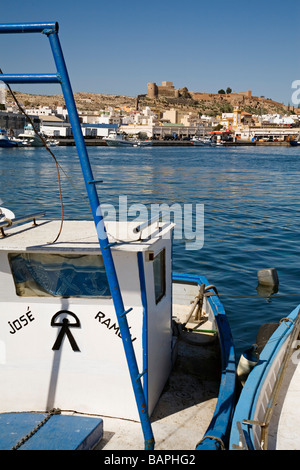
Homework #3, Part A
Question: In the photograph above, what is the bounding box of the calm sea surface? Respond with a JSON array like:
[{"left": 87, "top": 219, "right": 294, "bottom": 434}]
[{"left": 1, "top": 144, "right": 300, "bottom": 357}]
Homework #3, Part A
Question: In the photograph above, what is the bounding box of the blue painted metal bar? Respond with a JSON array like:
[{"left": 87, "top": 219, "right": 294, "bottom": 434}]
[
  {"left": 33, "top": 22, "right": 154, "bottom": 449},
  {"left": 0, "top": 74, "right": 60, "bottom": 84},
  {"left": 0, "top": 22, "right": 58, "bottom": 34},
  {"left": 120, "top": 308, "right": 133, "bottom": 318},
  {"left": 0, "top": 21, "right": 155, "bottom": 450}
]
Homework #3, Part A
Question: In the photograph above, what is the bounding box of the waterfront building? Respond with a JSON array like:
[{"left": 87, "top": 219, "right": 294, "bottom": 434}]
[
  {"left": 39, "top": 119, "right": 72, "bottom": 137},
  {"left": 39, "top": 119, "right": 117, "bottom": 139},
  {"left": 0, "top": 110, "right": 26, "bottom": 136},
  {"left": 235, "top": 125, "right": 299, "bottom": 142},
  {"left": 24, "top": 105, "right": 56, "bottom": 116},
  {"left": 0, "top": 85, "right": 6, "bottom": 107}
]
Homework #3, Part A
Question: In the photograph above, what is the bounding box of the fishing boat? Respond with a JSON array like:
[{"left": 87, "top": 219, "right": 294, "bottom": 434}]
[
  {"left": 18, "top": 124, "right": 44, "bottom": 147},
  {"left": 0, "top": 22, "right": 236, "bottom": 451},
  {"left": 104, "top": 130, "right": 134, "bottom": 147},
  {"left": 105, "top": 131, "right": 152, "bottom": 148},
  {"left": 46, "top": 138, "right": 60, "bottom": 146},
  {"left": 230, "top": 305, "right": 300, "bottom": 450},
  {"left": 133, "top": 139, "right": 153, "bottom": 147},
  {"left": 0, "top": 128, "right": 19, "bottom": 147},
  {"left": 191, "top": 136, "right": 212, "bottom": 146},
  {"left": 290, "top": 134, "right": 300, "bottom": 146}
]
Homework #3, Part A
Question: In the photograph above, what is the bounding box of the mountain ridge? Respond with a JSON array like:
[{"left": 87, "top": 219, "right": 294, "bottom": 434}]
[{"left": 5, "top": 89, "right": 292, "bottom": 117}]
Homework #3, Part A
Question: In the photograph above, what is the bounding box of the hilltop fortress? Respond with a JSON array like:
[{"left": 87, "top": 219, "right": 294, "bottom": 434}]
[{"left": 147, "top": 80, "right": 252, "bottom": 102}]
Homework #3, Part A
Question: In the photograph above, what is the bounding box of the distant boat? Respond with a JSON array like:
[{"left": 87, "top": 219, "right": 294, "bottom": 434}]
[
  {"left": 191, "top": 136, "right": 212, "bottom": 146},
  {"left": 18, "top": 125, "right": 44, "bottom": 147},
  {"left": 0, "top": 129, "right": 18, "bottom": 147},
  {"left": 104, "top": 131, "right": 136, "bottom": 147},
  {"left": 132, "top": 139, "right": 153, "bottom": 147},
  {"left": 104, "top": 131, "right": 152, "bottom": 147},
  {"left": 290, "top": 133, "right": 300, "bottom": 146},
  {"left": 46, "top": 138, "right": 59, "bottom": 147}
]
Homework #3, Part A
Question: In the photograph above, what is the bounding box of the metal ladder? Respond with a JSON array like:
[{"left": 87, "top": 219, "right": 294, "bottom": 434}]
[{"left": 0, "top": 21, "right": 154, "bottom": 450}]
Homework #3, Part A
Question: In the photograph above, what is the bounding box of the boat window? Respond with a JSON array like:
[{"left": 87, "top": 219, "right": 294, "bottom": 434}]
[
  {"left": 153, "top": 249, "right": 166, "bottom": 304},
  {"left": 8, "top": 252, "right": 111, "bottom": 298}
]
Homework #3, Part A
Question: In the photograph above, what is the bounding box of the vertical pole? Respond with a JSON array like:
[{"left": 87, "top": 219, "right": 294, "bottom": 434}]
[{"left": 46, "top": 29, "right": 154, "bottom": 450}]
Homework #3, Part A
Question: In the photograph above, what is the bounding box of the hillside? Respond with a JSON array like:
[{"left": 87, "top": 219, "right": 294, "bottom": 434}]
[
  {"left": 5, "top": 91, "right": 137, "bottom": 112},
  {"left": 140, "top": 90, "right": 290, "bottom": 116},
  {"left": 5, "top": 89, "right": 291, "bottom": 117}
]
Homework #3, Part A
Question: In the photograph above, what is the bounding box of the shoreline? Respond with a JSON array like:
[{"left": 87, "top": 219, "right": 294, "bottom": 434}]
[{"left": 54, "top": 138, "right": 292, "bottom": 147}]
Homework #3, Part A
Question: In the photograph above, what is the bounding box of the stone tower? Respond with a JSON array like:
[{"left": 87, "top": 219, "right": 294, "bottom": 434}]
[{"left": 147, "top": 83, "right": 158, "bottom": 99}]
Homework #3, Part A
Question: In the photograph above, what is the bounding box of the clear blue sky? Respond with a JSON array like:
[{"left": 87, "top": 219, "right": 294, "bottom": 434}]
[{"left": 0, "top": 0, "right": 299, "bottom": 105}]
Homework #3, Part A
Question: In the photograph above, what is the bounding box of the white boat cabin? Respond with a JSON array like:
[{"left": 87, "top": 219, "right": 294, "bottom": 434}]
[{"left": 0, "top": 216, "right": 174, "bottom": 421}]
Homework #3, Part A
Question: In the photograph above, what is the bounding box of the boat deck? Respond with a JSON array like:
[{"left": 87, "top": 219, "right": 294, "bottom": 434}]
[
  {"left": 0, "top": 219, "right": 173, "bottom": 253},
  {"left": 268, "top": 357, "right": 300, "bottom": 450},
  {"left": 95, "top": 324, "right": 221, "bottom": 450}
]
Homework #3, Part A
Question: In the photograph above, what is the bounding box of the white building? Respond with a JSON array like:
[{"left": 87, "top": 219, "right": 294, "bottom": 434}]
[
  {"left": 40, "top": 118, "right": 118, "bottom": 139},
  {"left": 81, "top": 124, "right": 118, "bottom": 138},
  {"left": 0, "top": 85, "right": 6, "bottom": 106},
  {"left": 40, "top": 118, "right": 72, "bottom": 137},
  {"left": 25, "top": 106, "right": 56, "bottom": 116},
  {"left": 254, "top": 113, "right": 299, "bottom": 126},
  {"left": 56, "top": 106, "right": 69, "bottom": 121}
]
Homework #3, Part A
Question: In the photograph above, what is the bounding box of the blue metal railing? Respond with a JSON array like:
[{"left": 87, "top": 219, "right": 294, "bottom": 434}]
[
  {"left": 0, "top": 74, "right": 60, "bottom": 84},
  {"left": 0, "top": 21, "right": 154, "bottom": 450}
]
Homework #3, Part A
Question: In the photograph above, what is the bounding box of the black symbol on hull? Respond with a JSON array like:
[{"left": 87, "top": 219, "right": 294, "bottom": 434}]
[{"left": 51, "top": 310, "right": 80, "bottom": 351}]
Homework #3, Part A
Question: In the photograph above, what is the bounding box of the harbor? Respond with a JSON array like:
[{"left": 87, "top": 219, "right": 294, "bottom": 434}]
[
  {"left": 4, "top": 136, "right": 292, "bottom": 147},
  {"left": 1, "top": 80, "right": 299, "bottom": 149},
  {"left": 0, "top": 22, "right": 237, "bottom": 452},
  {"left": 1, "top": 143, "right": 300, "bottom": 359},
  {"left": 2, "top": 141, "right": 300, "bottom": 451},
  {"left": 0, "top": 19, "right": 300, "bottom": 453}
]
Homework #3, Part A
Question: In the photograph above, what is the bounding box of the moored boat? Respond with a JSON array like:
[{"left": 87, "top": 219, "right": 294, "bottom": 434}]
[
  {"left": 230, "top": 305, "right": 300, "bottom": 450},
  {"left": 104, "top": 131, "right": 152, "bottom": 147},
  {"left": 104, "top": 130, "right": 134, "bottom": 147},
  {"left": 133, "top": 139, "right": 153, "bottom": 147},
  {"left": 0, "top": 21, "right": 236, "bottom": 451},
  {"left": 0, "top": 128, "right": 19, "bottom": 147},
  {"left": 290, "top": 133, "right": 300, "bottom": 146},
  {"left": 18, "top": 124, "right": 44, "bottom": 147},
  {"left": 191, "top": 136, "right": 212, "bottom": 146}
]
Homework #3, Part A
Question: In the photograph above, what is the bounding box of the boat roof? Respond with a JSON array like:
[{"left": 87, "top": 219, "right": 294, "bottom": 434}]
[{"left": 0, "top": 219, "right": 174, "bottom": 254}]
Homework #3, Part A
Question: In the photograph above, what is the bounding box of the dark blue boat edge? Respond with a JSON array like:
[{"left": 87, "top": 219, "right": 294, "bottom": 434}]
[
  {"left": 172, "top": 272, "right": 236, "bottom": 450},
  {"left": 229, "top": 304, "right": 300, "bottom": 450}
]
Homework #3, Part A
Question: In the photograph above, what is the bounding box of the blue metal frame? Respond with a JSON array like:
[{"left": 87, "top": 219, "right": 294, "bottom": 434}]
[
  {"left": 137, "top": 252, "right": 149, "bottom": 407},
  {"left": 229, "top": 304, "right": 300, "bottom": 450},
  {"left": 172, "top": 272, "right": 236, "bottom": 450},
  {"left": 0, "top": 21, "right": 154, "bottom": 450}
]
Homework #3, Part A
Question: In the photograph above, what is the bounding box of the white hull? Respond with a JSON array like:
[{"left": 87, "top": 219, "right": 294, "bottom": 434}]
[
  {"left": 19, "top": 136, "right": 44, "bottom": 147},
  {"left": 0, "top": 217, "right": 236, "bottom": 449}
]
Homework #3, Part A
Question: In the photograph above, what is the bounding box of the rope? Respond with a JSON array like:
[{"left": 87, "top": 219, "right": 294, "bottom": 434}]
[
  {"left": 0, "top": 71, "right": 64, "bottom": 243},
  {"left": 197, "top": 435, "right": 226, "bottom": 450}
]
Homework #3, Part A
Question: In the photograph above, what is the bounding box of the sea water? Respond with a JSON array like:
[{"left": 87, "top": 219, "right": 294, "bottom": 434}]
[{"left": 1, "top": 144, "right": 300, "bottom": 357}]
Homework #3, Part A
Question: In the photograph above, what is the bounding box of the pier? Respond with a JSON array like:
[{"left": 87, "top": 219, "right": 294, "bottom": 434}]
[{"left": 52, "top": 138, "right": 292, "bottom": 147}]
